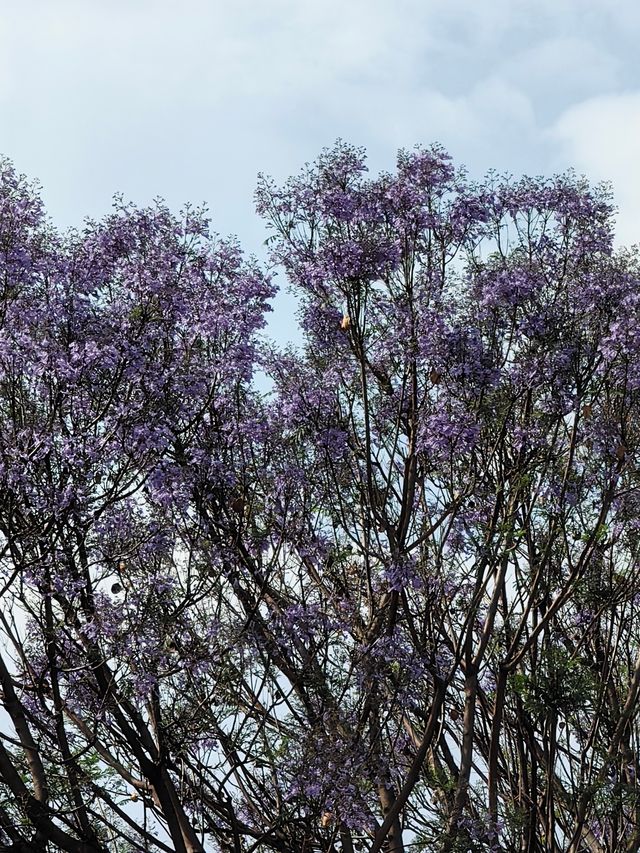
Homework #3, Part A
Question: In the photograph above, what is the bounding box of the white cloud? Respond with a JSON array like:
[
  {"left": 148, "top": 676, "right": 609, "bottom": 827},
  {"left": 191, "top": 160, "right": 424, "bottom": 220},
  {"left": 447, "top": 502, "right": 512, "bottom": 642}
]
[
  {"left": 0, "top": 0, "right": 636, "bottom": 255},
  {"left": 500, "top": 36, "right": 619, "bottom": 101},
  {"left": 552, "top": 92, "right": 640, "bottom": 247}
]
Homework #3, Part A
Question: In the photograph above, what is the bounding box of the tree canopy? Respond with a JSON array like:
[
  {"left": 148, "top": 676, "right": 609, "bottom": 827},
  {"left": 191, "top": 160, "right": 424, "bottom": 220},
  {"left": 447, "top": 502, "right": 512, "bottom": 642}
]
[{"left": 0, "top": 144, "right": 638, "bottom": 852}]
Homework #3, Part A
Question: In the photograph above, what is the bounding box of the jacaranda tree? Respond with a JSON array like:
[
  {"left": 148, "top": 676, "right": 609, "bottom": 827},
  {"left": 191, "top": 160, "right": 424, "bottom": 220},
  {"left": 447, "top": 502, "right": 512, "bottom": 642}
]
[{"left": 0, "top": 143, "right": 639, "bottom": 852}]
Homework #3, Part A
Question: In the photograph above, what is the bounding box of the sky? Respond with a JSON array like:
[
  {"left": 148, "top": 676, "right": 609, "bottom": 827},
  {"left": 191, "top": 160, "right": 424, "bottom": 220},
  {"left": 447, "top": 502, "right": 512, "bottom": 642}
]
[{"left": 1, "top": 0, "right": 639, "bottom": 332}]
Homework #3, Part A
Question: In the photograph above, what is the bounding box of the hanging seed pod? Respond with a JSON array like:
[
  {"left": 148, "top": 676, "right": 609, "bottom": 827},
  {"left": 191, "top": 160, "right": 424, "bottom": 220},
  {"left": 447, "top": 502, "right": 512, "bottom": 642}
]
[{"left": 230, "top": 494, "right": 245, "bottom": 515}]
